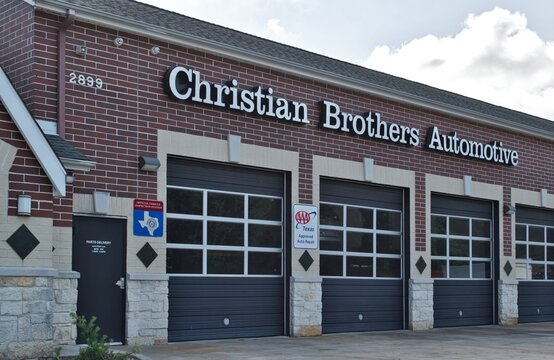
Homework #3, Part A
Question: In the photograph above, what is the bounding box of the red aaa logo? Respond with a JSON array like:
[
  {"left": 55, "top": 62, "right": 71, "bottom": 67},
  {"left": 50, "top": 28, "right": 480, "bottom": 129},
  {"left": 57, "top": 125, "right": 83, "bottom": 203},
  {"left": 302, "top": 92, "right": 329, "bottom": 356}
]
[{"left": 295, "top": 211, "right": 317, "bottom": 228}]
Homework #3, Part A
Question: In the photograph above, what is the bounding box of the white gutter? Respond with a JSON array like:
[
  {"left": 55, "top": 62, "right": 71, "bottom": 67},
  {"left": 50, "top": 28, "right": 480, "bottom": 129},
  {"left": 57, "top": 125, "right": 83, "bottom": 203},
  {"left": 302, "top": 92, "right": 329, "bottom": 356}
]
[
  {"left": 0, "top": 66, "right": 67, "bottom": 197},
  {"left": 35, "top": 0, "right": 553, "bottom": 142},
  {"left": 60, "top": 157, "right": 95, "bottom": 172}
]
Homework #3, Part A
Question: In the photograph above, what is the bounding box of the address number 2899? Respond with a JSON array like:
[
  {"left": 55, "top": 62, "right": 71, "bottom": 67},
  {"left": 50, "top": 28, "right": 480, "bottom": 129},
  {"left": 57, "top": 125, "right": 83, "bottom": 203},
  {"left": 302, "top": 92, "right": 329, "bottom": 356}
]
[{"left": 69, "top": 72, "right": 103, "bottom": 89}]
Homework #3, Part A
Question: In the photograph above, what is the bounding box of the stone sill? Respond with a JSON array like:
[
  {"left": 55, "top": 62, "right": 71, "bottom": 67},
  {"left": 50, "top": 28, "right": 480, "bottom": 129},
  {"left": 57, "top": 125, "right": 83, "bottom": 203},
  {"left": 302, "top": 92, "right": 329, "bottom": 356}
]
[{"left": 127, "top": 273, "right": 169, "bottom": 281}]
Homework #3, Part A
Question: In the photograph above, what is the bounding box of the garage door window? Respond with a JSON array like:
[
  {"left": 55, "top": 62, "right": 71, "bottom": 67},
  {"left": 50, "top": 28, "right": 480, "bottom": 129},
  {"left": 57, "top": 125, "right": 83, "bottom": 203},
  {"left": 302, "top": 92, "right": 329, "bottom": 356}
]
[
  {"left": 515, "top": 223, "right": 554, "bottom": 280},
  {"left": 430, "top": 215, "right": 491, "bottom": 278},
  {"left": 166, "top": 186, "right": 283, "bottom": 276},
  {"left": 319, "top": 202, "right": 402, "bottom": 278}
]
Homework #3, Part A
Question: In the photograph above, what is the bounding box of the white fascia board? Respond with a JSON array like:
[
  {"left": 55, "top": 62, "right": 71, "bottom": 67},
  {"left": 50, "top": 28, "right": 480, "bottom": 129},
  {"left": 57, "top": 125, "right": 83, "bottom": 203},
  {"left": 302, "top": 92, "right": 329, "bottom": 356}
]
[
  {"left": 0, "top": 67, "right": 67, "bottom": 197},
  {"left": 36, "top": 1, "right": 553, "bottom": 142},
  {"left": 60, "top": 157, "right": 95, "bottom": 172}
]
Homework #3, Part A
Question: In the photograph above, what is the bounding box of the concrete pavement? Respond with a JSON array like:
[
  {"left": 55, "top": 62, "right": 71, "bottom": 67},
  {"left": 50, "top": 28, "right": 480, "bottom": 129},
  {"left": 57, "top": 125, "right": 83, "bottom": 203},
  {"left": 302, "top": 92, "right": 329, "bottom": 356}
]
[{"left": 111, "top": 322, "right": 554, "bottom": 360}]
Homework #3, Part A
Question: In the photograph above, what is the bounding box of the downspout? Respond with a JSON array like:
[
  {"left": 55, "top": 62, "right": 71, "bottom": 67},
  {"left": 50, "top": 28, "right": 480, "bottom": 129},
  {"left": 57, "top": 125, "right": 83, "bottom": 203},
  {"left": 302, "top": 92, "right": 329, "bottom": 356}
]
[{"left": 58, "top": 9, "right": 75, "bottom": 138}]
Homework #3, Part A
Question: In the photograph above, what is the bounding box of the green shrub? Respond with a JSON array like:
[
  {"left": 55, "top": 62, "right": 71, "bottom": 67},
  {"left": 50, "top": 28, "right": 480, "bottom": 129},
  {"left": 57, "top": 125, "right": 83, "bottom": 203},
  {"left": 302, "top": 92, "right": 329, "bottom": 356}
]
[{"left": 70, "top": 312, "right": 137, "bottom": 360}]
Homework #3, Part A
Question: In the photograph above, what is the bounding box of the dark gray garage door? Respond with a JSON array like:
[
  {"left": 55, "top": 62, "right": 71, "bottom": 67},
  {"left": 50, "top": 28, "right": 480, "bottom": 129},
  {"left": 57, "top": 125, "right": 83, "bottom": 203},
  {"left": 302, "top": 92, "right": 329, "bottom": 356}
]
[
  {"left": 431, "top": 195, "right": 496, "bottom": 327},
  {"left": 515, "top": 206, "right": 554, "bottom": 323},
  {"left": 166, "top": 158, "right": 286, "bottom": 341},
  {"left": 320, "top": 179, "right": 405, "bottom": 333}
]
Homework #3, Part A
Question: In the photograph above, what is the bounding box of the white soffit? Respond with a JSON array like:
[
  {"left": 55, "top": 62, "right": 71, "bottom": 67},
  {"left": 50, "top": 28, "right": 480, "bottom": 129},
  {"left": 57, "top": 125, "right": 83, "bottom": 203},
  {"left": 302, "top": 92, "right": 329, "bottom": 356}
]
[{"left": 0, "top": 67, "right": 67, "bottom": 197}]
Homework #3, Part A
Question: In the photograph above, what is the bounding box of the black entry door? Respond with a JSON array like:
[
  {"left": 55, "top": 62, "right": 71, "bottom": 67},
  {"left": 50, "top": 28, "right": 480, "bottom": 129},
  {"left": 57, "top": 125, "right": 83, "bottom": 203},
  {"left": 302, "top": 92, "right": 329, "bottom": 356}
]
[{"left": 73, "top": 216, "right": 126, "bottom": 343}]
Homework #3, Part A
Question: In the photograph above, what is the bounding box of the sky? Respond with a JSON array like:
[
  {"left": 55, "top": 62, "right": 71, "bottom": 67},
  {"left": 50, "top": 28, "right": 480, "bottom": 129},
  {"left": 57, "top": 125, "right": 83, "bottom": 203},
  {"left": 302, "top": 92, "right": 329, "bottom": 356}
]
[{"left": 138, "top": 0, "right": 554, "bottom": 121}]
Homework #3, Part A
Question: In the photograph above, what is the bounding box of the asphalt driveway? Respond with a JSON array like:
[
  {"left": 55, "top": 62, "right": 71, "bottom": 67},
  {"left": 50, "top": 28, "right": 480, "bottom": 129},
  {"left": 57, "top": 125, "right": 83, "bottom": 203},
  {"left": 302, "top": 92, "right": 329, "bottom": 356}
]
[{"left": 120, "top": 323, "right": 554, "bottom": 360}]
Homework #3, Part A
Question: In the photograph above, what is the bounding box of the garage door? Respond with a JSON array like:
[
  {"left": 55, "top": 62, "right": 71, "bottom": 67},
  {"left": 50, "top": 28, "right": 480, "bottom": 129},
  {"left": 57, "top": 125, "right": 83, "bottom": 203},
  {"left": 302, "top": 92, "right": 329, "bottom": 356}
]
[
  {"left": 515, "top": 207, "right": 554, "bottom": 323},
  {"left": 166, "top": 158, "right": 286, "bottom": 341},
  {"left": 319, "top": 179, "right": 405, "bottom": 333},
  {"left": 431, "top": 195, "right": 496, "bottom": 327}
]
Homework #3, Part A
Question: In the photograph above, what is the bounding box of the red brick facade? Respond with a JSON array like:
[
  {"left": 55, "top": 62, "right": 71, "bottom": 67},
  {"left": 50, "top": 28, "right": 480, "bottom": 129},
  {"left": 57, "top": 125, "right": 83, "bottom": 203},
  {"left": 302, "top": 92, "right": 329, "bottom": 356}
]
[{"left": 1, "top": 7, "right": 553, "bottom": 258}]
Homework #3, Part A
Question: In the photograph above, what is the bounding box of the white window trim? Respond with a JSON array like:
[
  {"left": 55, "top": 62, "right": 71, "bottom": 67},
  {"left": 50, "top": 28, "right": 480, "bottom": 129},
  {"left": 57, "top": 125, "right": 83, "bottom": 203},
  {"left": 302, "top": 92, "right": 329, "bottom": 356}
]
[
  {"left": 515, "top": 223, "right": 554, "bottom": 281},
  {"left": 430, "top": 214, "right": 493, "bottom": 279},
  {"left": 167, "top": 186, "right": 284, "bottom": 277},
  {"left": 320, "top": 201, "right": 403, "bottom": 280}
]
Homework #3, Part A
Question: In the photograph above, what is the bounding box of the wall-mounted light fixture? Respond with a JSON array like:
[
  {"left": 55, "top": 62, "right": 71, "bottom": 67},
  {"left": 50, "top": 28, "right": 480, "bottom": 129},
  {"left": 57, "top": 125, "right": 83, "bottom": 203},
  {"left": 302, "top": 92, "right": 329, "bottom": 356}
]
[
  {"left": 74, "top": 45, "right": 87, "bottom": 56},
  {"left": 150, "top": 46, "right": 161, "bottom": 55},
  {"left": 17, "top": 195, "right": 32, "bottom": 216},
  {"left": 93, "top": 191, "right": 110, "bottom": 214},
  {"left": 114, "top": 37, "right": 124, "bottom": 47},
  {"left": 138, "top": 156, "right": 161, "bottom": 172},
  {"left": 503, "top": 204, "right": 516, "bottom": 215}
]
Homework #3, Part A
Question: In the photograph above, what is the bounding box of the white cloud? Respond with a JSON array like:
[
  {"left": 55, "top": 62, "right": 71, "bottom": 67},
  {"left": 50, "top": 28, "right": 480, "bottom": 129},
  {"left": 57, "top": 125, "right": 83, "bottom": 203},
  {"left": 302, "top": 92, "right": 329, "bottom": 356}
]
[
  {"left": 267, "top": 18, "right": 285, "bottom": 35},
  {"left": 264, "top": 18, "right": 303, "bottom": 47},
  {"left": 361, "top": 7, "right": 554, "bottom": 121}
]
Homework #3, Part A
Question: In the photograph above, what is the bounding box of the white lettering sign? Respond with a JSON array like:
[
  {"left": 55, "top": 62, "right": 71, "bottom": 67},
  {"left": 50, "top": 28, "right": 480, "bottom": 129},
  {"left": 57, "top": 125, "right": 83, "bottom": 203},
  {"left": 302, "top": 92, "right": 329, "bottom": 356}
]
[
  {"left": 321, "top": 100, "right": 420, "bottom": 146},
  {"left": 164, "top": 66, "right": 309, "bottom": 124},
  {"left": 425, "top": 126, "right": 519, "bottom": 166}
]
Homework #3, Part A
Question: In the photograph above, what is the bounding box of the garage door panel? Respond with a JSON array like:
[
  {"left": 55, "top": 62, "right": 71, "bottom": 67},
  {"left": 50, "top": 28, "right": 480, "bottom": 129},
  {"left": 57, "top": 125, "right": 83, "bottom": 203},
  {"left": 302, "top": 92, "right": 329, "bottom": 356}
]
[
  {"left": 434, "top": 314, "right": 493, "bottom": 327},
  {"left": 170, "top": 282, "right": 283, "bottom": 298},
  {"left": 170, "top": 300, "right": 284, "bottom": 317},
  {"left": 433, "top": 296, "right": 493, "bottom": 308},
  {"left": 323, "top": 284, "right": 404, "bottom": 297},
  {"left": 169, "top": 313, "right": 284, "bottom": 330},
  {"left": 167, "top": 159, "right": 286, "bottom": 342},
  {"left": 433, "top": 284, "right": 492, "bottom": 296},
  {"left": 168, "top": 157, "right": 283, "bottom": 196},
  {"left": 322, "top": 278, "right": 403, "bottom": 333},
  {"left": 323, "top": 318, "right": 402, "bottom": 333},
  {"left": 169, "top": 325, "right": 284, "bottom": 342},
  {"left": 168, "top": 277, "right": 283, "bottom": 341},
  {"left": 431, "top": 195, "right": 495, "bottom": 328},
  {"left": 434, "top": 280, "right": 492, "bottom": 327},
  {"left": 516, "top": 207, "right": 554, "bottom": 323},
  {"left": 323, "top": 310, "right": 403, "bottom": 323},
  {"left": 518, "top": 282, "right": 554, "bottom": 323},
  {"left": 323, "top": 300, "right": 403, "bottom": 313},
  {"left": 320, "top": 178, "right": 402, "bottom": 210},
  {"left": 320, "top": 180, "right": 405, "bottom": 334}
]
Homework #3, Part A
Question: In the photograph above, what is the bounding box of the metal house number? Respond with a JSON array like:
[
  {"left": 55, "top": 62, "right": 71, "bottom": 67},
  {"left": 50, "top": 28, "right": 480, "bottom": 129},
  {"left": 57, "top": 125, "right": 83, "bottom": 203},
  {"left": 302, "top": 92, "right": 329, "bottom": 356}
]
[{"left": 68, "top": 72, "right": 103, "bottom": 89}]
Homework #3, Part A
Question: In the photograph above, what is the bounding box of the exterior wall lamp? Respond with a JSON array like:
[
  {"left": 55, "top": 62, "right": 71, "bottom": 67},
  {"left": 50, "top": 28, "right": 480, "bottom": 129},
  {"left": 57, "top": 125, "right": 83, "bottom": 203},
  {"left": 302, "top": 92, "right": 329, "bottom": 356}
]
[
  {"left": 93, "top": 191, "right": 110, "bottom": 214},
  {"left": 138, "top": 156, "right": 161, "bottom": 172},
  {"left": 17, "top": 195, "right": 32, "bottom": 216},
  {"left": 503, "top": 204, "right": 516, "bottom": 215}
]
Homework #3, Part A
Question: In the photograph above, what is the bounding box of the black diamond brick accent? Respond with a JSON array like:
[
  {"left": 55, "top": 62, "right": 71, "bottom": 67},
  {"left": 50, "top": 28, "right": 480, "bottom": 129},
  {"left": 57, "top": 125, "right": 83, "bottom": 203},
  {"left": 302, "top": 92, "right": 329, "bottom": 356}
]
[
  {"left": 137, "top": 242, "right": 158, "bottom": 268},
  {"left": 415, "top": 256, "right": 427, "bottom": 274},
  {"left": 299, "top": 250, "right": 314, "bottom": 271},
  {"left": 504, "top": 260, "right": 513, "bottom": 276},
  {"left": 7, "top": 225, "right": 40, "bottom": 260}
]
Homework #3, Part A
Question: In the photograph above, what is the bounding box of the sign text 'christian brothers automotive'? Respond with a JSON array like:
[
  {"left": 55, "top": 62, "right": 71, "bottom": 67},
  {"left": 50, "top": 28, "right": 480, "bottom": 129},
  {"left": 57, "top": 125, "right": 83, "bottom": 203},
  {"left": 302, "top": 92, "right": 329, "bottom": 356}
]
[{"left": 164, "top": 66, "right": 519, "bottom": 166}]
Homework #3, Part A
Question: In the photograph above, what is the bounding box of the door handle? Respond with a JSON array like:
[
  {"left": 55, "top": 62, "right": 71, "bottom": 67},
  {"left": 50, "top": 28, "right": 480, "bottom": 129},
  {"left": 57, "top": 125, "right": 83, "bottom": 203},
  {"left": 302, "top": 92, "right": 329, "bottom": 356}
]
[{"left": 115, "top": 277, "right": 125, "bottom": 290}]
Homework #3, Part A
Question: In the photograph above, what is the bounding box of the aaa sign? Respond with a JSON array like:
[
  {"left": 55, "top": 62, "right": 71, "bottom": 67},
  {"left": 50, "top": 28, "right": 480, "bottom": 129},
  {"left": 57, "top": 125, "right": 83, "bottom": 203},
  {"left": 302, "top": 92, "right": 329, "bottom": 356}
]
[{"left": 293, "top": 204, "right": 318, "bottom": 249}]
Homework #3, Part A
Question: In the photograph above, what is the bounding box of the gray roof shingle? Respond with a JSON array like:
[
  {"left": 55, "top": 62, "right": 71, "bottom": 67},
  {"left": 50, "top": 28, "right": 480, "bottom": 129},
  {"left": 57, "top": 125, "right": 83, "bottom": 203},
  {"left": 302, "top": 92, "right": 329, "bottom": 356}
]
[
  {"left": 45, "top": 134, "right": 92, "bottom": 162},
  {"left": 47, "top": 0, "right": 554, "bottom": 137}
]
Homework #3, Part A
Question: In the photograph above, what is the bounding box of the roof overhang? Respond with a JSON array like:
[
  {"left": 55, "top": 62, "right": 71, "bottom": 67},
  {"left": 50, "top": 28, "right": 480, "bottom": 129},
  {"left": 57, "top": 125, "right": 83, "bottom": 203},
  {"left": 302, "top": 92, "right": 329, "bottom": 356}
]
[
  {"left": 0, "top": 66, "right": 67, "bottom": 197},
  {"left": 34, "top": 0, "right": 553, "bottom": 142},
  {"left": 60, "top": 157, "right": 96, "bottom": 171}
]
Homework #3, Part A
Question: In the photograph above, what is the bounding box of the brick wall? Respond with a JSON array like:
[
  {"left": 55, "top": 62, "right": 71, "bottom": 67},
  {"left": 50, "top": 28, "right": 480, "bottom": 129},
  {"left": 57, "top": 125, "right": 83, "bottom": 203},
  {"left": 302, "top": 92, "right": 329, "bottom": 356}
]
[
  {"left": 0, "top": 107, "right": 54, "bottom": 218},
  {"left": 0, "top": 1, "right": 56, "bottom": 219},
  {"left": 4, "top": 10, "right": 554, "bottom": 251},
  {"left": 0, "top": 0, "right": 35, "bottom": 109}
]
